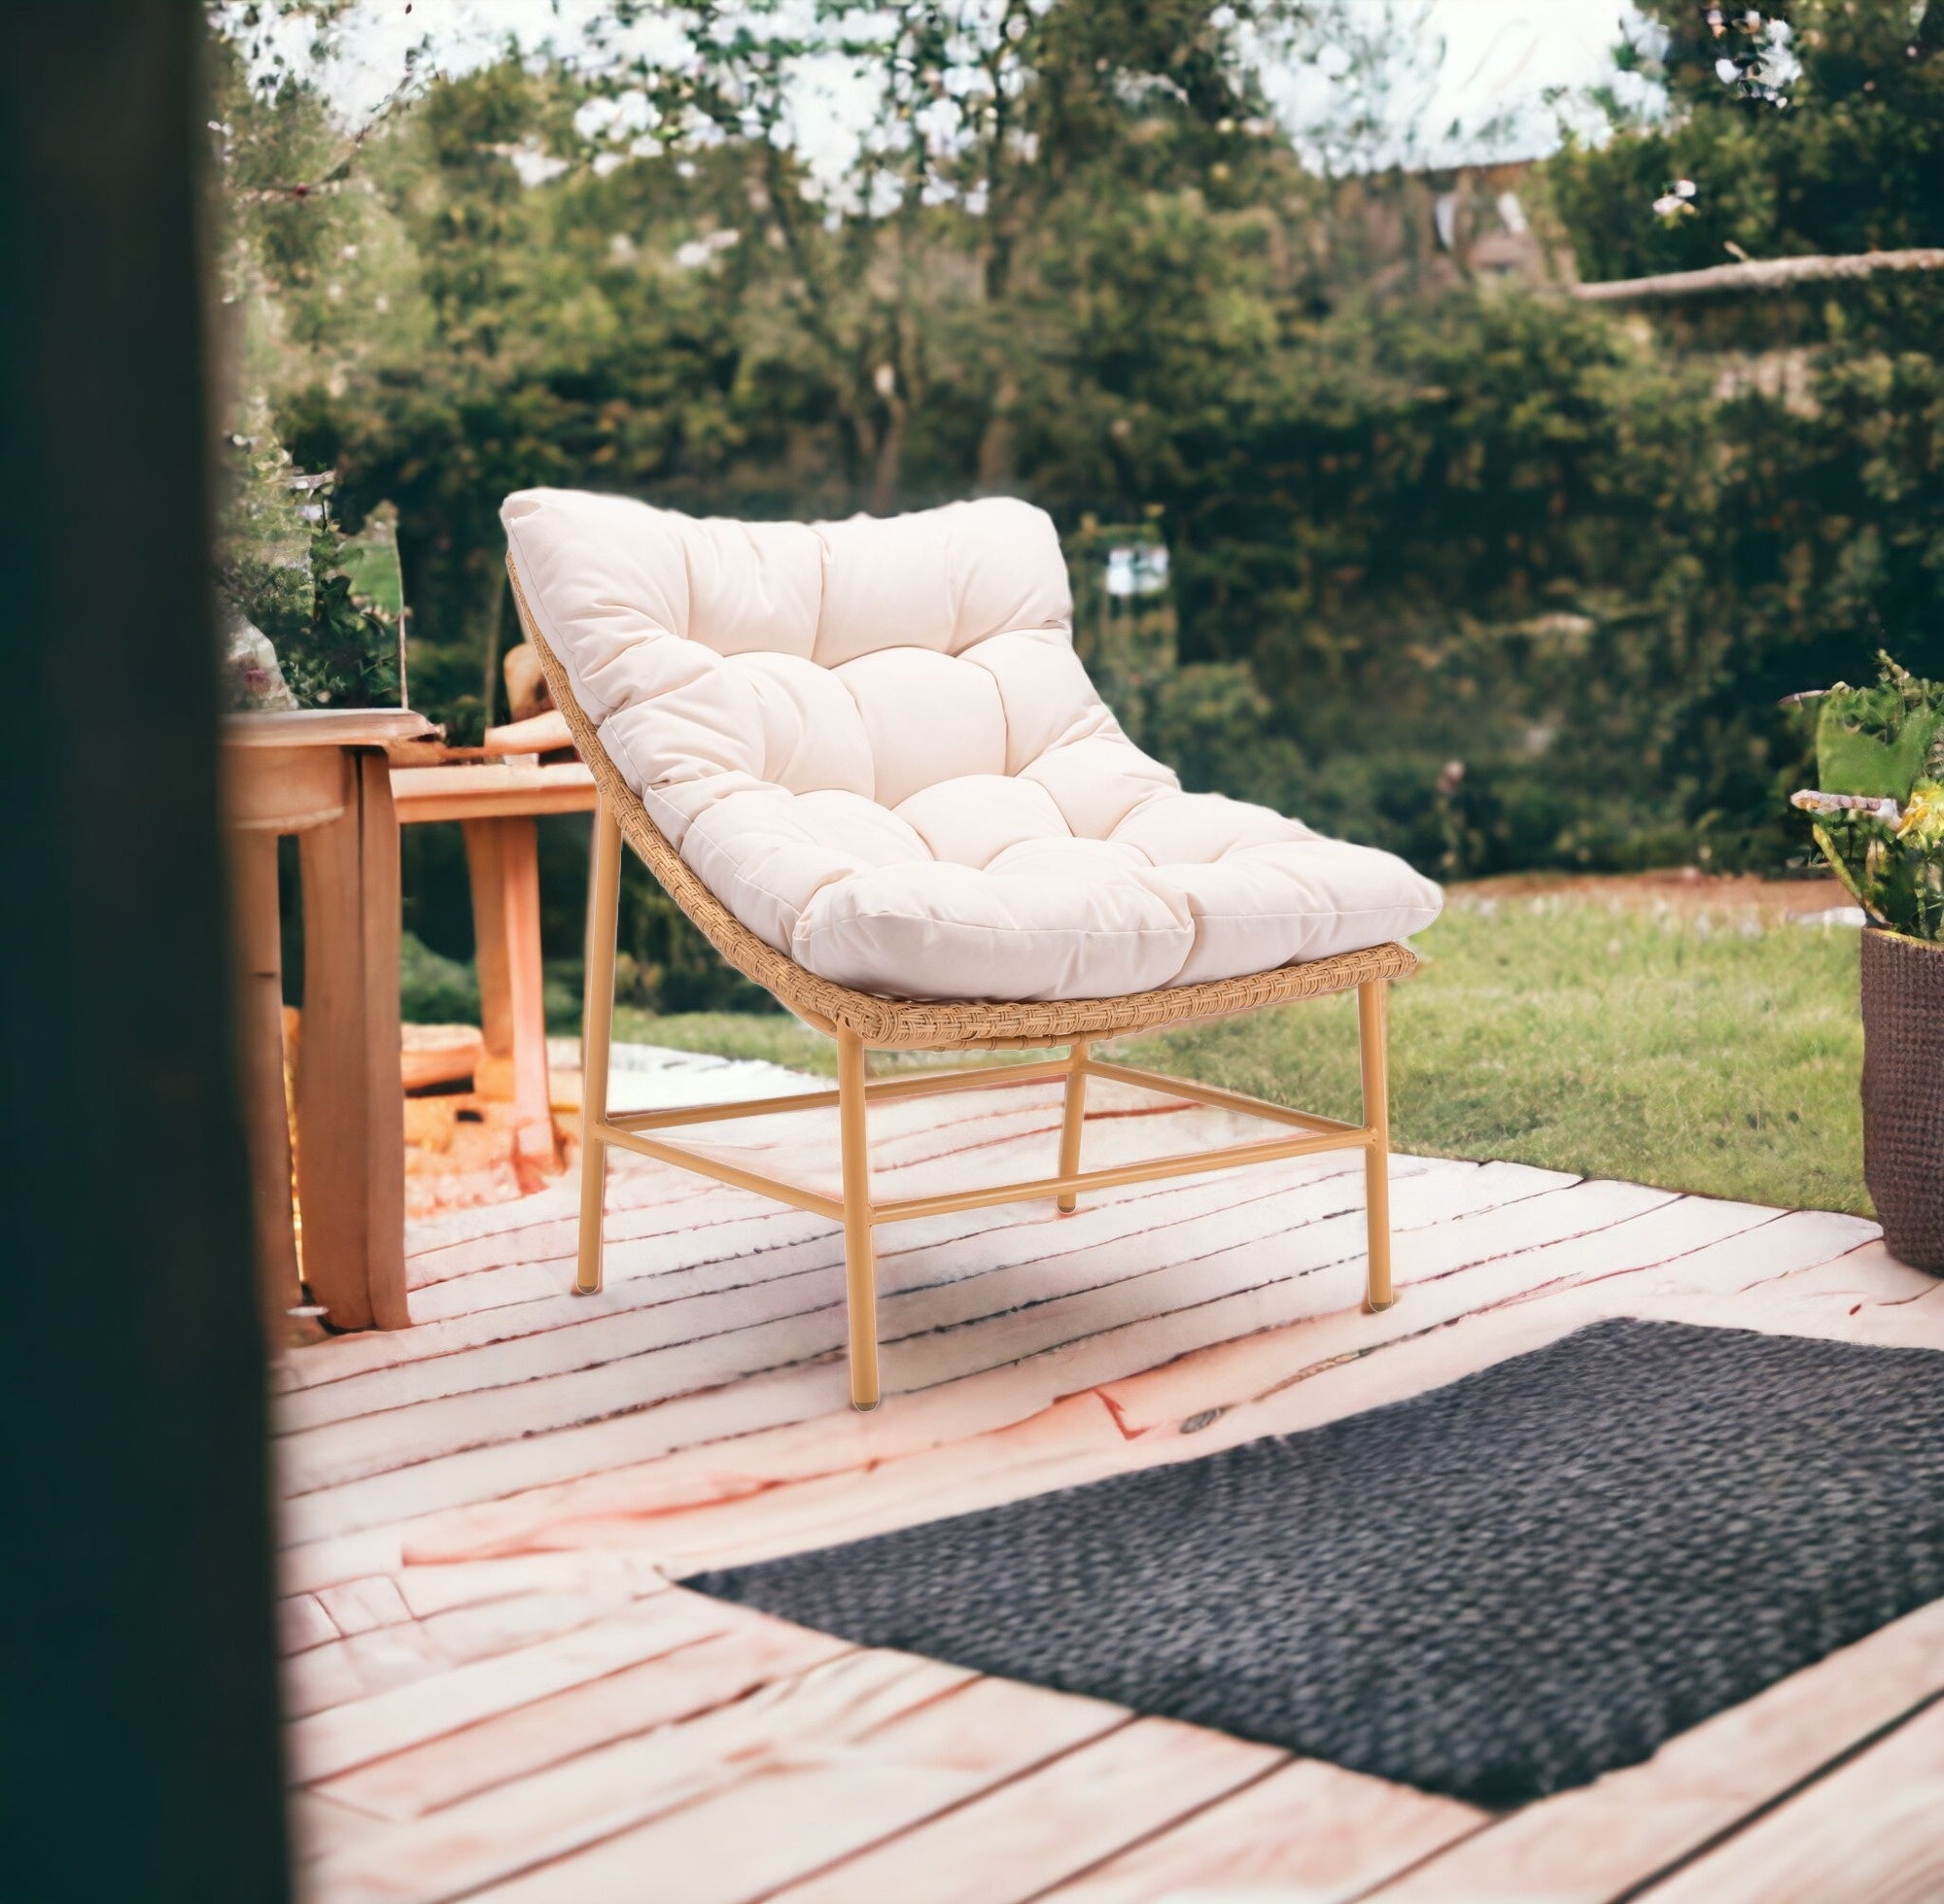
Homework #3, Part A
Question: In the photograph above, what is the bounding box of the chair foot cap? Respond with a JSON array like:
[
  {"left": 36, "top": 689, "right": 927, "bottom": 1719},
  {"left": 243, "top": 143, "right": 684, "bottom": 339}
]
[
  {"left": 850, "top": 1397, "right": 882, "bottom": 1413},
  {"left": 572, "top": 1283, "right": 601, "bottom": 1298},
  {"left": 1366, "top": 1294, "right": 1400, "bottom": 1313}
]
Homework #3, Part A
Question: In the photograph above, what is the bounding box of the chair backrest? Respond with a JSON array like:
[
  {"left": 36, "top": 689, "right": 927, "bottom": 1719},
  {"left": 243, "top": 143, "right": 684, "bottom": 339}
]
[{"left": 501, "top": 488, "right": 1155, "bottom": 848}]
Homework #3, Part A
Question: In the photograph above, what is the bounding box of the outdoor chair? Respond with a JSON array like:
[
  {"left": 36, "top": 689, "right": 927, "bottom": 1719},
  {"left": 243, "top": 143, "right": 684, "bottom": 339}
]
[{"left": 503, "top": 489, "right": 1443, "bottom": 1409}]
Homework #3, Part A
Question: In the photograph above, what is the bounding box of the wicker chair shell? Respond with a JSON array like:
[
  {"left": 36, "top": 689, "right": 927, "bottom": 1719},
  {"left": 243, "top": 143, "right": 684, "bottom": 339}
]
[{"left": 509, "top": 554, "right": 1418, "bottom": 1052}]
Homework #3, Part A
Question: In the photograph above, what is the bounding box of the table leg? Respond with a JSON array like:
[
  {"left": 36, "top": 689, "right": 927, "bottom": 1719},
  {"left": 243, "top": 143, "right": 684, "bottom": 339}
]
[
  {"left": 296, "top": 751, "right": 409, "bottom": 1330},
  {"left": 227, "top": 827, "right": 303, "bottom": 1339},
  {"left": 464, "top": 814, "right": 559, "bottom": 1194}
]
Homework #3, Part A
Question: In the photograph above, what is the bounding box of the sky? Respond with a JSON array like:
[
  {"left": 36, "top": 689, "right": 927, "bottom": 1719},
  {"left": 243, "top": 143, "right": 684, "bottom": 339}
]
[
  {"left": 262, "top": 0, "right": 1653, "bottom": 174},
  {"left": 1384, "top": 0, "right": 1652, "bottom": 157},
  {"left": 1263, "top": 1, "right": 1653, "bottom": 170}
]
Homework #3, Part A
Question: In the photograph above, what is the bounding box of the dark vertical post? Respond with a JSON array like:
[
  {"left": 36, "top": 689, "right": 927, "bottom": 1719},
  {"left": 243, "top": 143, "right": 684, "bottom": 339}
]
[{"left": 0, "top": 6, "right": 292, "bottom": 1898}]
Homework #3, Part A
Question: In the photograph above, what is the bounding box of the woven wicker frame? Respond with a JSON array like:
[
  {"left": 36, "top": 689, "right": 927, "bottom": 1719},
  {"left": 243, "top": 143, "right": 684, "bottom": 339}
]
[
  {"left": 1860, "top": 926, "right": 1944, "bottom": 1272},
  {"left": 508, "top": 552, "right": 1416, "bottom": 1408}
]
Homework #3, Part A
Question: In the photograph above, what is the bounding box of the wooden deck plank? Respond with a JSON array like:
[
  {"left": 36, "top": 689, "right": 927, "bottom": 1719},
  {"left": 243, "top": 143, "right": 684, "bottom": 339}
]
[
  {"left": 955, "top": 1227, "right": 1898, "bottom": 1581},
  {"left": 388, "top": 1084, "right": 1058, "bottom": 1273},
  {"left": 391, "top": 1082, "right": 1164, "bottom": 1283},
  {"left": 437, "top": 1190, "right": 1783, "bottom": 1575},
  {"left": 286, "top": 1642, "right": 368, "bottom": 1723},
  {"left": 390, "top": 1074, "right": 1050, "bottom": 1248},
  {"left": 389, "top": 1550, "right": 666, "bottom": 1620},
  {"left": 1631, "top": 1241, "right": 1944, "bottom": 1347},
  {"left": 467, "top": 1675, "right": 1139, "bottom": 1904},
  {"left": 353, "top": 1091, "right": 1141, "bottom": 1338},
  {"left": 397, "top": 1146, "right": 1355, "bottom": 1341},
  {"left": 303, "top": 1091, "right": 1384, "bottom": 1370},
  {"left": 303, "top": 1104, "right": 1361, "bottom": 1368},
  {"left": 1087, "top": 1203, "right": 1878, "bottom": 1436},
  {"left": 280, "top": 1192, "right": 1841, "bottom": 1585},
  {"left": 287, "top": 1590, "right": 727, "bottom": 1784},
  {"left": 276, "top": 1143, "right": 1392, "bottom": 1435},
  {"left": 399, "top": 1096, "right": 1066, "bottom": 1298},
  {"left": 1631, "top": 1691, "right": 1944, "bottom": 1904},
  {"left": 298, "top": 1146, "right": 1396, "bottom": 1439},
  {"left": 318, "top": 1619, "right": 853, "bottom": 1823},
  {"left": 861, "top": 1179, "right": 1714, "bottom": 1411},
  {"left": 304, "top": 1652, "right": 971, "bottom": 1904},
  {"left": 274, "top": 1079, "right": 1934, "bottom": 1904},
  {"left": 279, "top": 1528, "right": 408, "bottom": 1600},
  {"left": 286, "top": 1158, "right": 1585, "bottom": 1552},
  {"left": 291, "top": 1789, "right": 392, "bottom": 1866},
  {"left": 759, "top": 1715, "right": 1283, "bottom": 1904},
  {"left": 280, "top": 1592, "right": 340, "bottom": 1655},
  {"left": 285, "top": 1622, "right": 449, "bottom": 1721},
  {"left": 316, "top": 1576, "right": 411, "bottom": 1638},
  {"left": 408, "top": 1203, "right": 834, "bottom": 1325},
  {"left": 379, "top": 1165, "right": 1569, "bottom": 1564},
  {"left": 275, "top": 1155, "right": 1469, "bottom": 1532},
  {"left": 1038, "top": 1755, "right": 1485, "bottom": 1903},
  {"left": 276, "top": 1163, "right": 1382, "bottom": 1493},
  {"left": 289, "top": 1577, "right": 682, "bottom": 1722},
  {"left": 1148, "top": 1211, "right": 1884, "bottom": 1455},
  {"left": 371, "top": 1095, "right": 1377, "bottom": 1321}
]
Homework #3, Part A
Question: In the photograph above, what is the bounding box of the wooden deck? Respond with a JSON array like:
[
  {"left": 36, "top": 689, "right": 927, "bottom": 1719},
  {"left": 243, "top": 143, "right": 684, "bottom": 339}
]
[{"left": 273, "top": 1069, "right": 1944, "bottom": 1902}]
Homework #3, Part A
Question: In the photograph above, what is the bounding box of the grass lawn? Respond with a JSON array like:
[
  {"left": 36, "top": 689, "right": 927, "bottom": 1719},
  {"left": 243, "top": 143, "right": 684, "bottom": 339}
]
[{"left": 611, "top": 886, "right": 1871, "bottom": 1217}]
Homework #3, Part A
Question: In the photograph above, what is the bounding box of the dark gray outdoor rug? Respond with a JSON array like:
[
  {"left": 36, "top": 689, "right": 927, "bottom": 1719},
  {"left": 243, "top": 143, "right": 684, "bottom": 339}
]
[{"left": 683, "top": 1320, "right": 1944, "bottom": 1805}]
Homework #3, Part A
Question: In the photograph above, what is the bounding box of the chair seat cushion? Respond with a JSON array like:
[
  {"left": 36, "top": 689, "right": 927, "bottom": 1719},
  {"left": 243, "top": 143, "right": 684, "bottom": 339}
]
[{"left": 503, "top": 488, "right": 1442, "bottom": 1002}]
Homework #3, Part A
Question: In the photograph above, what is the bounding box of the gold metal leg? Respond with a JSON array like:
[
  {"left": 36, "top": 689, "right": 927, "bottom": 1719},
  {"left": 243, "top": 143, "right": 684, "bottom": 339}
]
[
  {"left": 1057, "top": 1040, "right": 1089, "bottom": 1213},
  {"left": 837, "top": 1027, "right": 881, "bottom": 1410},
  {"left": 1358, "top": 978, "right": 1397, "bottom": 1312},
  {"left": 575, "top": 799, "right": 622, "bottom": 1297}
]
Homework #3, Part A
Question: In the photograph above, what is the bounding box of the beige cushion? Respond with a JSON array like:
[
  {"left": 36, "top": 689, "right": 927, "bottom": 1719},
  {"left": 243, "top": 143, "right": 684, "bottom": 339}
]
[{"left": 503, "top": 488, "right": 1442, "bottom": 1001}]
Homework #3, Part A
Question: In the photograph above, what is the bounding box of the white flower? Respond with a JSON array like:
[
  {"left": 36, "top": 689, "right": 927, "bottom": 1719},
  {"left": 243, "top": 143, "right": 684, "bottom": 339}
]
[
  {"left": 1716, "top": 56, "right": 1740, "bottom": 83},
  {"left": 1675, "top": 179, "right": 1696, "bottom": 198}
]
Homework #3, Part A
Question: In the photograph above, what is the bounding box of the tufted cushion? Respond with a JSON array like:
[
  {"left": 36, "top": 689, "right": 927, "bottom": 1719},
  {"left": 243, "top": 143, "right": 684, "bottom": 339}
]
[{"left": 503, "top": 489, "right": 1442, "bottom": 1001}]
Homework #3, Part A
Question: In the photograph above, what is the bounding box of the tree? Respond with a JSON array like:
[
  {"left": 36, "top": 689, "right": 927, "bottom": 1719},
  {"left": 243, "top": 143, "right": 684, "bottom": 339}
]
[
  {"left": 224, "top": 0, "right": 1941, "bottom": 930},
  {"left": 1553, "top": 0, "right": 1944, "bottom": 285}
]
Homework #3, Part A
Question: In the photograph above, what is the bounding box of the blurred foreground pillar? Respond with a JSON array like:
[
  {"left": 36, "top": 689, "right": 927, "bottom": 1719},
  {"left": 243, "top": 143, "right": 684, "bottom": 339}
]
[{"left": 0, "top": 6, "right": 291, "bottom": 1899}]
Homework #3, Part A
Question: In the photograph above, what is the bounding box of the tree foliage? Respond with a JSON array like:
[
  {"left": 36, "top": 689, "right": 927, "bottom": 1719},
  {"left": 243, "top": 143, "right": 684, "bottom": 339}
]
[
  {"left": 211, "top": 0, "right": 1944, "bottom": 992},
  {"left": 1553, "top": 0, "right": 1944, "bottom": 282}
]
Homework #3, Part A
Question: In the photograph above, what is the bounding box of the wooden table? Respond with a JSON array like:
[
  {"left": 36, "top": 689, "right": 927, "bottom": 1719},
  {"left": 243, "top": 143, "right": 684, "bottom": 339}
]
[
  {"left": 390, "top": 760, "right": 599, "bottom": 1194},
  {"left": 224, "top": 709, "right": 433, "bottom": 1335}
]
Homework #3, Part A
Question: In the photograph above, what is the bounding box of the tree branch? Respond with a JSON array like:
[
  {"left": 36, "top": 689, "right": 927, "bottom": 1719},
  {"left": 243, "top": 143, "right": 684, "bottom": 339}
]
[{"left": 1574, "top": 248, "right": 1944, "bottom": 304}]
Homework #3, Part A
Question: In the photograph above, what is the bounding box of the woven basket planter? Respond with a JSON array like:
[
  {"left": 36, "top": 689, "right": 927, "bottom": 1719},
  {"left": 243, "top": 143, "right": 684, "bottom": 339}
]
[{"left": 1860, "top": 927, "right": 1944, "bottom": 1273}]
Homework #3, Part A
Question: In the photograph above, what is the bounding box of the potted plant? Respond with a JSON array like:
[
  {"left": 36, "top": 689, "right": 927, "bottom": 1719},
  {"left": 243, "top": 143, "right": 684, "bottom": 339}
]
[{"left": 1792, "top": 656, "right": 1944, "bottom": 1271}]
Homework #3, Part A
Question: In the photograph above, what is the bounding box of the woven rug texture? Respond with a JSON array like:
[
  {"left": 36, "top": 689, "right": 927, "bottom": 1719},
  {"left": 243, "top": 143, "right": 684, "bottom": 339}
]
[{"left": 685, "top": 1321, "right": 1944, "bottom": 1803}]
